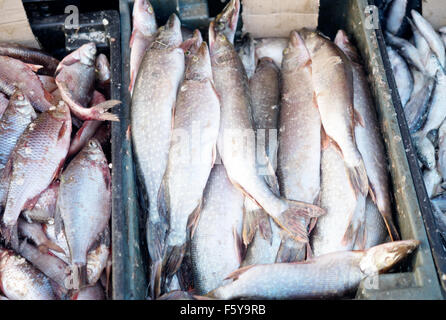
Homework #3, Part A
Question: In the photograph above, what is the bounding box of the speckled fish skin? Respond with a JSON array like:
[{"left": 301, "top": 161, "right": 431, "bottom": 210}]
[
  {"left": 208, "top": 240, "right": 419, "bottom": 300},
  {"left": 386, "top": 46, "right": 413, "bottom": 107},
  {"left": 22, "top": 181, "right": 59, "bottom": 224},
  {"left": 18, "top": 241, "right": 69, "bottom": 291},
  {"left": 212, "top": 0, "right": 240, "bottom": 44},
  {"left": 0, "top": 42, "right": 59, "bottom": 75},
  {"left": 0, "top": 93, "right": 8, "bottom": 118},
  {"left": 300, "top": 29, "right": 368, "bottom": 199},
  {"left": 72, "top": 283, "right": 105, "bottom": 300},
  {"left": 191, "top": 165, "right": 244, "bottom": 295},
  {"left": 311, "top": 136, "right": 366, "bottom": 256},
  {"left": 385, "top": 0, "right": 407, "bottom": 35},
  {"left": 0, "top": 91, "right": 37, "bottom": 195},
  {"left": 57, "top": 139, "right": 111, "bottom": 289},
  {"left": 129, "top": 0, "right": 158, "bottom": 93},
  {"left": 0, "top": 55, "right": 54, "bottom": 112},
  {"left": 0, "top": 250, "right": 57, "bottom": 300},
  {"left": 335, "top": 30, "right": 399, "bottom": 241},
  {"left": 276, "top": 31, "right": 322, "bottom": 260},
  {"left": 162, "top": 33, "right": 220, "bottom": 279},
  {"left": 1, "top": 102, "right": 71, "bottom": 246},
  {"left": 385, "top": 32, "right": 425, "bottom": 73},
  {"left": 209, "top": 28, "right": 325, "bottom": 243},
  {"left": 254, "top": 38, "right": 288, "bottom": 68},
  {"left": 130, "top": 14, "right": 184, "bottom": 298},
  {"left": 411, "top": 10, "right": 445, "bottom": 68},
  {"left": 237, "top": 33, "right": 256, "bottom": 79}
]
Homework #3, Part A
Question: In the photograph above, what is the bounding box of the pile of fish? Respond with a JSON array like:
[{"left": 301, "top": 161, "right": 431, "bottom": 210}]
[
  {"left": 0, "top": 40, "right": 117, "bottom": 299},
  {"left": 383, "top": 1, "right": 446, "bottom": 244},
  {"left": 130, "top": 0, "right": 418, "bottom": 300}
]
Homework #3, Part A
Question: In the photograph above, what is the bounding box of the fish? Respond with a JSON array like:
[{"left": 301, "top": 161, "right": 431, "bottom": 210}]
[
  {"left": 385, "top": 32, "right": 426, "bottom": 73},
  {"left": 71, "top": 283, "right": 105, "bottom": 300},
  {"left": 0, "top": 42, "right": 59, "bottom": 75},
  {"left": 42, "top": 222, "right": 70, "bottom": 264},
  {"left": 336, "top": 30, "right": 399, "bottom": 241},
  {"left": 411, "top": 10, "right": 445, "bottom": 68},
  {"left": 385, "top": 0, "right": 407, "bottom": 35},
  {"left": 1, "top": 101, "right": 72, "bottom": 247},
  {"left": 254, "top": 38, "right": 288, "bottom": 68},
  {"left": 22, "top": 181, "right": 59, "bottom": 224},
  {"left": 208, "top": 240, "right": 419, "bottom": 299},
  {"left": 276, "top": 31, "right": 322, "bottom": 260},
  {"left": 431, "top": 193, "right": 446, "bottom": 212},
  {"left": 413, "top": 133, "right": 436, "bottom": 170},
  {"left": 0, "top": 91, "right": 37, "bottom": 200},
  {"left": 311, "top": 133, "right": 366, "bottom": 256},
  {"left": 437, "top": 120, "right": 446, "bottom": 178},
  {"left": 95, "top": 54, "right": 111, "bottom": 97},
  {"left": 190, "top": 165, "right": 244, "bottom": 295},
  {"left": 162, "top": 31, "right": 220, "bottom": 283},
  {"left": 129, "top": 0, "right": 158, "bottom": 93},
  {"left": 18, "top": 219, "right": 64, "bottom": 254},
  {"left": 0, "top": 92, "right": 8, "bottom": 118},
  {"left": 386, "top": 46, "right": 413, "bottom": 107},
  {"left": 423, "top": 168, "right": 442, "bottom": 198},
  {"left": 408, "top": 18, "right": 431, "bottom": 66},
  {"left": 237, "top": 33, "right": 256, "bottom": 79},
  {"left": 211, "top": 0, "right": 240, "bottom": 44},
  {"left": 404, "top": 76, "right": 435, "bottom": 133},
  {"left": 57, "top": 138, "right": 111, "bottom": 290},
  {"left": 209, "top": 25, "right": 325, "bottom": 243},
  {"left": 0, "top": 249, "right": 57, "bottom": 300},
  {"left": 0, "top": 55, "right": 54, "bottom": 112},
  {"left": 86, "top": 227, "right": 110, "bottom": 285},
  {"left": 55, "top": 42, "right": 119, "bottom": 122},
  {"left": 431, "top": 202, "right": 446, "bottom": 241},
  {"left": 130, "top": 13, "right": 184, "bottom": 298},
  {"left": 300, "top": 29, "right": 368, "bottom": 199}
]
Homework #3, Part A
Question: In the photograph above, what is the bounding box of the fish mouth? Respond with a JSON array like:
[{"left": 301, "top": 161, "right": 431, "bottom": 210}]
[{"left": 215, "top": 0, "right": 240, "bottom": 33}]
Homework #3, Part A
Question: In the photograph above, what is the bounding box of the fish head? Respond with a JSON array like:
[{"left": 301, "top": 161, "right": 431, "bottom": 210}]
[
  {"left": 184, "top": 32, "right": 212, "bottom": 80},
  {"left": 213, "top": 0, "right": 240, "bottom": 44},
  {"left": 282, "top": 31, "right": 311, "bottom": 70},
  {"left": 209, "top": 27, "right": 234, "bottom": 65},
  {"left": 82, "top": 138, "right": 107, "bottom": 163},
  {"left": 153, "top": 14, "right": 183, "bottom": 49},
  {"left": 334, "top": 30, "right": 361, "bottom": 64},
  {"left": 133, "top": 0, "right": 157, "bottom": 36},
  {"left": 95, "top": 54, "right": 111, "bottom": 83},
  {"left": 78, "top": 42, "right": 97, "bottom": 67},
  {"left": 359, "top": 240, "right": 420, "bottom": 276}
]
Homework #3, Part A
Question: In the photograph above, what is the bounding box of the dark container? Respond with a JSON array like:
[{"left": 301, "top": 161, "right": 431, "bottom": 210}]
[{"left": 371, "top": 0, "right": 446, "bottom": 296}]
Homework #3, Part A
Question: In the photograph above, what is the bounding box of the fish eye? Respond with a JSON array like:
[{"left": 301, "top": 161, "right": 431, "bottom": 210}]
[{"left": 185, "top": 51, "right": 191, "bottom": 55}]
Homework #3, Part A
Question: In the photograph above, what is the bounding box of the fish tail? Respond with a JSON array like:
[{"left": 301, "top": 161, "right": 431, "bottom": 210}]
[
  {"left": 149, "top": 260, "right": 163, "bottom": 299},
  {"left": 342, "top": 194, "right": 367, "bottom": 247},
  {"left": 274, "top": 200, "right": 325, "bottom": 242},
  {"left": 242, "top": 198, "right": 272, "bottom": 246},
  {"left": 163, "top": 243, "right": 187, "bottom": 280},
  {"left": 71, "top": 263, "right": 88, "bottom": 290},
  {"left": 346, "top": 160, "right": 369, "bottom": 199},
  {"left": 275, "top": 234, "right": 306, "bottom": 263}
]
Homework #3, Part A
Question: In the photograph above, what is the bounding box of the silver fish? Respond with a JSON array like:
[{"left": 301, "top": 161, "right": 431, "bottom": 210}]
[
  {"left": 423, "top": 168, "right": 442, "bottom": 198},
  {"left": 385, "top": 0, "right": 407, "bottom": 35},
  {"left": 386, "top": 46, "right": 413, "bottom": 107},
  {"left": 385, "top": 31, "right": 426, "bottom": 73}
]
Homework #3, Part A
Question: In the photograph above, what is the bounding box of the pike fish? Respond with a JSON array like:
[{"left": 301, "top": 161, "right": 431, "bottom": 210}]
[
  {"left": 130, "top": 14, "right": 184, "bottom": 298},
  {"left": 190, "top": 165, "right": 244, "bottom": 295},
  {"left": 209, "top": 25, "right": 325, "bottom": 243},
  {"left": 57, "top": 139, "right": 111, "bottom": 289},
  {"left": 211, "top": 0, "right": 240, "bottom": 45},
  {"left": 162, "top": 31, "right": 220, "bottom": 281},
  {"left": 129, "top": 0, "right": 158, "bottom": 93},
  {"left": 208, "top": 240, "right": 419, "bottom": 299}
]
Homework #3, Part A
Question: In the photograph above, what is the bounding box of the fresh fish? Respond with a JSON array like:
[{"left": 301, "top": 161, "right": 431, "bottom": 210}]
[
  {"left": 38, "top": 75, "right": 58, "bottom": 93},
  {"left": 211, "top": 0, "right": 240, "bottom": 44},
  {"left": 0, "top": 91, "right": 37, "bottom": 192},
  {"left": 0, "top": 55, "right": 54, "bottom": 112},
  {"left": 71, "top": 283, "right": 105, "bottom": 300},
  {"left": 68, "top": 91, "right": 105, "bottom": 157},
  {"left": 18, "top": 241, "right": 69, "bottom": 291},
  {"left": 22, "top": 181, "right": 59, "bottom": 224},
  {"left": 385, "top": 0, "right": 407, "bottom": 35},
  {"left": 1, "top": 101, "right": 72, "bottom": 247},
  {"left": 437, "top": 120, "right": 446, "bottom": 178},
  {"left": 237, "top": 33, "right": 256, "bottom": 79},
  {"left": 0, "top": 250, "right": 57, "bottom": 300},
  {"left": 162, "top": 32, "right": 220, "bottom": 283},
  {"left": 129, "top": 0, "right": 158, "bottom": 93},
  {"left": 276, "top": 31, "right": 321, "bottom": 260},
  {"left": 209, "top": 26, "right": 325, "bottom": 243},
  {"left": 411, "top": 10, "right": 445, "bottom": 68},
  {"left": 57, "top": 139, "right": 111, "bottom": 289},
  {"left": 404, "top": 76, "right": 435, "bottom": 133},
  {"left": 190, "top": 165, "right": 244, "bottom": 295},
  {"left": 408, "top": 18, "right": 431, "bottom": 66},
  {"left": 95, "top": 54, "right": 111, "bottom": 93},
  {"left": 254, "top": 38, "right": 288, "bottom": 68},
  {"left": 431, "top": 193, "right": 446, "bottom": 211},
  {"left": 0, "top": 92, "right": 8, "bottom": 118},
  {"left": 86, "top": 229, "right": 110, "bottom": 285},
  {"left": 414, "top": 133, "right": 436, "bottom": 170},
  {"left": 130, "top": 14, "right": 184, "bottom": 298},
  {"left": 431, "top": 202, "right": 446, "bottom": 241},
  {"left": 55, "top": 42, "right": 119, "bottom": 122},
  {"left": 423, "top": 168, "right": 442, "bottom": 198},
  {"left": 386, "top": 46, "right": 413, "bottom": 106},
  {"left": 300, "top": 29, "right": 368, "bottom": 199},
  {"left": 311, "top": 134, "right": 366, "bottom": 256},
  {"left": 0, "top": 42, "right": 59, "bottom": 75},
  {"left": 208, "top": 240, "right": 419, "bottom": 299},
  {"left": 385, "top": 32, "right": 426, "bottom": 73},
  {"left": 354, "top": 197, "right": 388, "bottom": 249},
  {"left": 336, "top": 30, "right": 399, "bottom": 241},
  {"left": 18, "top": 219, "right": 63, "bottom": 254}
]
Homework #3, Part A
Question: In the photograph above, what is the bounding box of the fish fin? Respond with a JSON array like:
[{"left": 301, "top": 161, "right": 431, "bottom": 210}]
[
  {"left": 355, "top": 221, "right": 367, "bottom": 250},
  {"left": 129, "top": 30, "right": 136, "bottom": 48},
  {"left": 39, "top": 240, "right": 65, "bottom": 254},
  {"left": 129, "top": 71, "right": 135, "bottom": 93},
  {"left": 225, "top": 265, "right": 255, "bottom": 281},
  {"left": 242, "top": 200, "right": 271, "bottom": 246},
  {"left": 346, "top": 161, "right": 369, "bottom": 198},
  {"left": 276, "top": 235, "right": 305, "bottom": 263},
  {"left": 71, "top": 263, "right": 88, "bottom": 290},
  {"left": 342, "top": 194, "right": 366, "bottom": 247},
  {"left": 233, "top": 226, "right": 244, "bottom": 265},
  {"left": 25, "top": 63, "right": 44, "bottom": 72},
  {"left": 263, "top": 156, "right": 280, "bottom": 196},
  {"left": 306, "top": 242, "right": 313, "bottom": 260},
  {"left": 321, "top": 128, "right": 331, "bottom": 150},
  {"left": 379, "top": 209, "right": 400, "bottom": 241},
  {"left": 354, "top": 108, "right": 366, "bottom": 128},
  {"left": 312, "top": 91, "right": 318, "bottom": 109},
  {"left": 89, "top": 100, "right": 121, "bottom": 122},
  {"left": 163, "top": 243, "right": 187, "bottom": 279},
  {"left": 149, "top": 260, "right": 163, "bottom": 299},
  {"left": 211, "top": 144, "right": 217, "bottom": 167},
  {"left": 187, "top": 201, "right": 202, "bottom": 240},
  {"left": 368, "top": 184, "right": 377, "bottom": 203}
]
